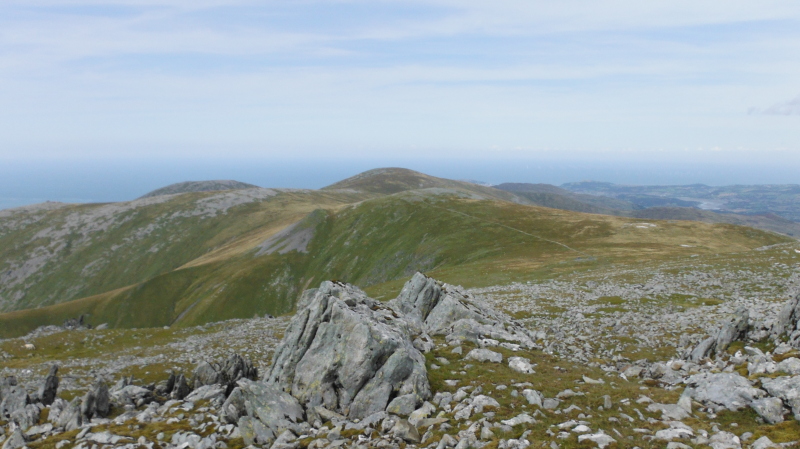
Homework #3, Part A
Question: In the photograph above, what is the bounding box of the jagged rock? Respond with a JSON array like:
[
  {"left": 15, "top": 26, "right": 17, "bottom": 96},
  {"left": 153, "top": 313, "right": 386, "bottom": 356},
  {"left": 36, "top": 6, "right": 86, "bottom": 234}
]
[
  {"left": 185, "top": 384, "right": 225, "bottom": 404},
  {"left": 749, "top": 397, "right": 785, "bottom": 424},
  {"left": 83, "top": 380, "right": 111, "bottom": 418},
  {"left": 1, "top": 429, "right": 26, "bottom": 449},
  {"left": 392, "top": 419, "right": 421, "bottom": 443},
  {"left": 466, "top": 348, "right": 503, "bottom": 363},
  {"left": 48, "top": 398, "right": 68, "bottom": 424},
  {"left": 38, "top": 365, "right": 59, "bottom": 406},
  {"left": 774, "top": 293, "right": 800, "bottom": 347},
  {"left": 170, "top": 374, "right": 191, "bottom": 400},
  {"left": 10, "top": 404, "right": 40, "bottom": 431},
  {"left": 265, "top": 280, "right": 430, "bottom": 419},
  {"left": 389, "top": 273, "right": 534, "bottom": 347},
  {"left": 193, "top": 354, "right": 258, "bottom": 394},
  {"left": 714, "top": 308, "right": 749, "bottom": 354},
  {"left": 682, "top": 372, "right": 765, "bottom": 411},
  {"left": 0, "top": 386, "right": 28, "bottom": 419},
  {"left": 219, "top": 387, "right": 246, "bottom": 424},
  {"left": 760, "top": 375, "right": 800, "bottom": 420},
  {"left": 155, "top": 373, "right": 176, "bottom": 396},
  {"left": 56, "top": 398, "right": 83, "bottom": 431},
  {"left": 110, "top": 384, "right": 152, "bottom": 408},
  {"left": 688, "top": 337, "right": 717, "bottom": 362},
  {"left": 238, "top": 416, "right": 274, "bottom": 446},
  {"left": 238, "top": 379, "right": 305, "bottom": 440}
]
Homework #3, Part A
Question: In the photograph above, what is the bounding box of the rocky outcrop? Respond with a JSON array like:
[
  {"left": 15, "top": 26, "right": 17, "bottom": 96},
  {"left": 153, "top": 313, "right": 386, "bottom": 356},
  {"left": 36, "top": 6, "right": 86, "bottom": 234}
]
[
  {"left": 37, "top": 365, "right": 59, "bottom": 406},
  {"left": 686, "top": 308, "right": 749, "bottom": 361},
  {"left": 193, "top": 354, "right": 258, "bottom": 394},
  {"left": 774, "top": 293, "right": 800, "bottom": 348},
  {"left": 682, "top": 372, "right": 765, "bottom": 412},
  {"left": 265, "top": 280, "right": 431, "bottom": 419},
  {"left": 389, "top": 273, "right": 534, "bottom": 348}
]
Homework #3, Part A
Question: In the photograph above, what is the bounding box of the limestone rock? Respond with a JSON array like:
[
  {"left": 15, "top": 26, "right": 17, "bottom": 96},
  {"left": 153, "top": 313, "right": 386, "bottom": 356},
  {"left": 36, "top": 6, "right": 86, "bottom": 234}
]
[
  {"left": 682, "top": 372, "right": 765, "bottom": 411},
  {"left": 193, "top": 354, "right": 257, "bottom": 394},
  {"left": 265, "top": 280, "right": 430, "bottom": 419},
  {"left": 392, "top": 419, "right": 421, "bottom": 443},
  {"left": 749, "top": 397, "right": 785, "bottom": 424},
  {"left": 238, "top": 379, "right": 305, "bottom": 437},
  {"left": 0, "top": 386, "right": 28, "bottom": 419},
  {"left": 38, "top": 365, "right": 59, "bottom": 406},
  {"left": 760, "top": 375, "right": 800, "bottom": 420},
  {"left": 466, "top": 348, "right": 503, "bottom": 363},
  {"left": 509, "top": 357, "right": 535, "bottom": 374}
]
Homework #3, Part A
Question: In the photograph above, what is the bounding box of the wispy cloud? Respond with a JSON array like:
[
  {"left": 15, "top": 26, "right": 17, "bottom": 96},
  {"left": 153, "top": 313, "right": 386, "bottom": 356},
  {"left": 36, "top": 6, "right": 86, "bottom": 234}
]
[{"left": 756, "top": 95, "right": 800, "bottom": 116}]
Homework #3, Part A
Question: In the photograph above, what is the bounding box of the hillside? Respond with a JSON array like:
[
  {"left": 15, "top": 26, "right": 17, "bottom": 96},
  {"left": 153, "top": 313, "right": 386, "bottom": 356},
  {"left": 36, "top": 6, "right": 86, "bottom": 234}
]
[
  {"left": 563, "top": 181, "right": 800, "bottom": 221},
  {"left": 496, "top": 182, "right": 800, "bottom": 237},
  {"left": 139, "top": 180, "right": 259, "bottom": 198},
  {"left": 0, "top": 179, "right": 790, "bottom": 337}
]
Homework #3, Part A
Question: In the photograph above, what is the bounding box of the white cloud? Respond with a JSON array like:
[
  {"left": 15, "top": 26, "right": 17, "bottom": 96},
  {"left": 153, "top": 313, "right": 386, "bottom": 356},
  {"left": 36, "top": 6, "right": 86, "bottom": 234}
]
[{"left": 761, "top": 95, "right": 800, "bottom": 116}]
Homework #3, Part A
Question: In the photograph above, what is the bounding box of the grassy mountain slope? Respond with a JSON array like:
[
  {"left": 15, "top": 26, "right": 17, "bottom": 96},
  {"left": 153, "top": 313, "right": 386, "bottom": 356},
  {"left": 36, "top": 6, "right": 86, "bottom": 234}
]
[
  {"left": 0, "top": 188, "right": 371, "bottom": 313},
  {"left": 0, "top": 188, "right": 789, "bottom": 338},
  {"left": 494, "top": 183, "right": 638, "bottom": 214},
  {"left": 324, "top": 167, "right": 525, "bottom": 203},
  {"left": 139, "top": 180, "right": 259, "bottom": 198}
]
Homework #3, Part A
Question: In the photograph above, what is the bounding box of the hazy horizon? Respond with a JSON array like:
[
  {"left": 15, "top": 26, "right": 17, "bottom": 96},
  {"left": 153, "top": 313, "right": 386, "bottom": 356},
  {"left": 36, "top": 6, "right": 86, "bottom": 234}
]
[{"left": 2, "top": 156, "right": 799, "bottom": 211}]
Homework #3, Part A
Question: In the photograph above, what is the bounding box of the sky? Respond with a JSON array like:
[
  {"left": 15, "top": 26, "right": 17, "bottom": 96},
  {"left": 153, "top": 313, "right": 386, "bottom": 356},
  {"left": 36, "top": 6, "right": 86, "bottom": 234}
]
[{"left": 1, "top": 1, "right": 799, "bottom": 207}]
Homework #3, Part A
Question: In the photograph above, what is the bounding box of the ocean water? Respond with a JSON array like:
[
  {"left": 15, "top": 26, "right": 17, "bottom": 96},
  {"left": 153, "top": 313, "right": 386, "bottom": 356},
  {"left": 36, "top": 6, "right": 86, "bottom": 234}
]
[{"left": 1, "top": 156, "right": 797, "bottom": 211}]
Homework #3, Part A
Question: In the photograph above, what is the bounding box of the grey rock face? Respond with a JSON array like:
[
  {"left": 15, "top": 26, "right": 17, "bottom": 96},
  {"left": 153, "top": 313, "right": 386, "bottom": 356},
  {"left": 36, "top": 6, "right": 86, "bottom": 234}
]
[
  {"left": 761, "top": 375, "right": 800, "bottom": 420},
  {"left": 10, "top": 404, "right": 40, "bottom": 431},
  {"left": 683, "top": 372, "right": 765, "bottom": 411},
  {"left": 237, "top": 379, "right": 305, "bottom": 445},
  {"left": 170, "top": 374, "right": 191, "bottom": 400},
  {"left": 193, "top": 353, "right": 257, "bottom": 393},
  {"left": 219, "top": 387, "right": 246, "bottom": 424},
  {"left": 0, "top": 386, "right": 28, "bottom": 419},
  {"left": 749, "top": 397, "right": 785, "bottom": 424},
  {"left": 55, "top": 398, "right": 83, "bottom": 431},
  {"left": 715, "top": 308, "right": 749, "bottom": 354},
  {"left": 265, "top": 280, "right": 430, "bottom": 419},
  {"left": 1, "top": 429, "right": 26, "bottom": 449},
  {"left": 774, "top": 293, "right": 800, "bottom": 344},
  {"left": 38, "top": 365, "right": 59, "bottom": 406}
]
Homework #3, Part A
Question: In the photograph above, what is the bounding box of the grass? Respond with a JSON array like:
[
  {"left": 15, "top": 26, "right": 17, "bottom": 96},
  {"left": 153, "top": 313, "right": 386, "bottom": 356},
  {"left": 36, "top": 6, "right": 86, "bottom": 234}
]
[{"left": 1, "top": 189, "right": 793, "bottom": 338}]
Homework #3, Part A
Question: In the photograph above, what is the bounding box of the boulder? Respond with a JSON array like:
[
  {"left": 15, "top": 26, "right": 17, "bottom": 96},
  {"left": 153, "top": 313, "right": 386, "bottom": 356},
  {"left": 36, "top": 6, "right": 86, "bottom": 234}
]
[
  {"left": 55, "top": 398, "right": 83, "bottom": 431},
  {"left": 193, "top": 354, "right": 258, "bottom": 394},
  {"left": 774, "top": 293, "right": 800, "bottom": 346},
  {"left": 10, "top": 404, "right": 40, "bottom": 431},
  {"left": 236, "top": 379, "right": 305, "bottom": 445},
  {"left": 83, "top": 380, "right": 111, "bottom": 419},
  {"left": 392, "top": 419, "right": 421, "bottom": 443},
  {"left": 715, "top": 308, "right": 750, "bottom": 354},
  {"left": 760, "top": 375, "right": 800, "bottom": 420},
  {"left": 219, "top": 387, "right": 246, "bottom": 424},
  {"left": 0, "top": 386, "right": 28, "bottom": 419},
  {"left": 776, "top": 357, "right": 800, "bottom": 375},
  {"left": 466, "top": 348, "right": 503, "bottom": 363},
  {"left": 509, "top": 357, "right": 535, "bottom": 374},
  {"left": 682, "top": 372, "right": 765, "bottom": 411},
  {"left": 389, "top": 273, "right": 534, "bottom": 347},
  {"left": 1, "top": 429, "right": 26, "bottom": 449},
  {"left": 749, "top": 397, "right": 785, "bottom": 424},
  {"left": 170, "top": 374, "right": 191, "bottom": 400},
  {"left": 38, "top": 365, "right": 59, "bottom": 406},
  {"left": 265, "top": 280, "right": 430, "bottom": 419}
]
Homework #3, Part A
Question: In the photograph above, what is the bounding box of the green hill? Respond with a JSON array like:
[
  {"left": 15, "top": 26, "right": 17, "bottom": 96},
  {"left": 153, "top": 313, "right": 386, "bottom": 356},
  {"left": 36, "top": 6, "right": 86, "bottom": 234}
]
[
  {"left": 0, "top": 176, "right": 790, "bottom": 337},
  {"left": 139, "top": 180, "right": 259, "bottom": 198}
]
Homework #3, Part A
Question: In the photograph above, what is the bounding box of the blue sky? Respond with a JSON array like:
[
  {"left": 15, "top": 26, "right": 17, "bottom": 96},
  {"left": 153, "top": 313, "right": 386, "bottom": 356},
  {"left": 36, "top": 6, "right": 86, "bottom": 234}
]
[{"left": 0, "top": 1, "right": 799, "bottom": 165}]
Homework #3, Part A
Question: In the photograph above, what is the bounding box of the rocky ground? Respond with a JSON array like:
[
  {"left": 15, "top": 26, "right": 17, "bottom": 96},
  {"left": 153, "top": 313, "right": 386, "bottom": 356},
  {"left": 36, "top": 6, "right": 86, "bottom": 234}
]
[{"left": 2, "top": 246, "right": 800, "bottom": 449}]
